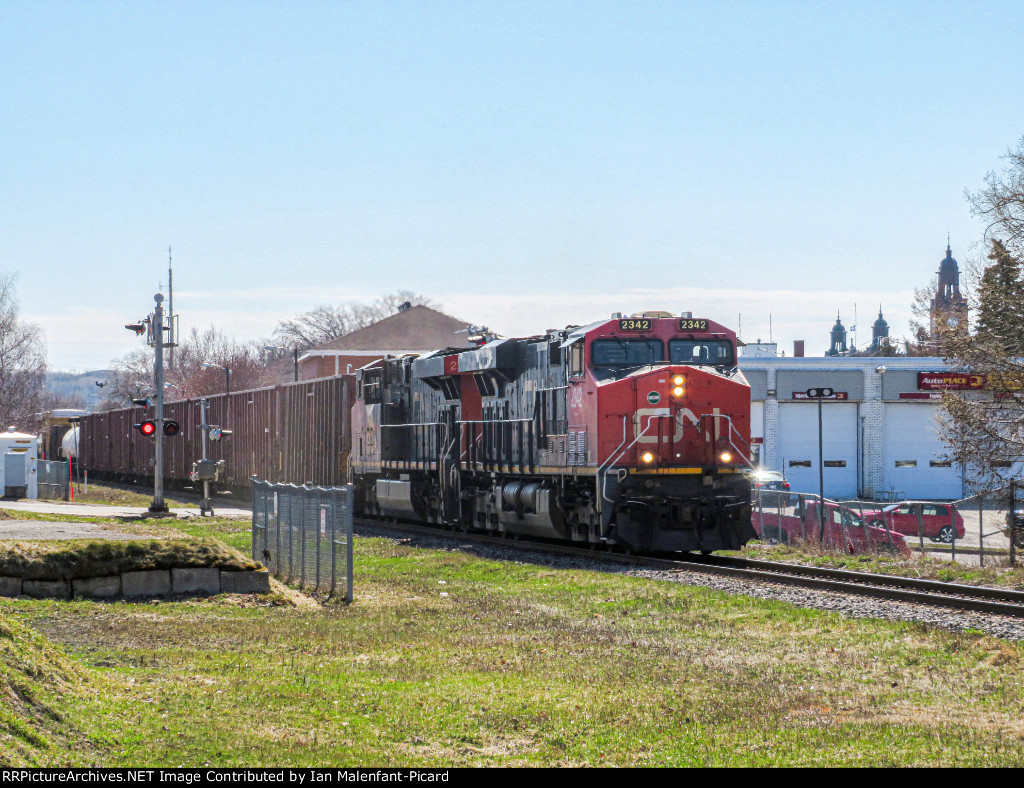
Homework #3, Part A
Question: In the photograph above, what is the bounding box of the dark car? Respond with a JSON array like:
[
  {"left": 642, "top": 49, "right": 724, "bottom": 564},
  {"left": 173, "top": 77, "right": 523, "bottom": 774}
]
[{"left": 747, "top": 469, "right": 794, "bottom": 507}]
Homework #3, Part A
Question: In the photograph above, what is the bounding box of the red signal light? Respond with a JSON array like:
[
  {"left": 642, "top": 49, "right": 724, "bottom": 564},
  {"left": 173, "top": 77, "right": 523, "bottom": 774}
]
[{"left": 136, "top": 420, "right": 156, "bottom": 436}]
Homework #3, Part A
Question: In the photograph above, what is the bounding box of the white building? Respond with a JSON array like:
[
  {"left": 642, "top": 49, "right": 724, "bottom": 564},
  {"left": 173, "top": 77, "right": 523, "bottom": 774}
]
[{"left": 738, "top": 356, "right": 971, "bottom": 501}]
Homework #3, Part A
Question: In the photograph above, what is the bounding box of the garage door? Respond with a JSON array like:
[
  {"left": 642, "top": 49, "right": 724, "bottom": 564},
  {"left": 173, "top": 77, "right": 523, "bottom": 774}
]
[
  {"left": 882, "top": 404, "right": 962, "bottom": 500},
  {"left": 778, "top": 402, "right": 859, "bottom": 499}
]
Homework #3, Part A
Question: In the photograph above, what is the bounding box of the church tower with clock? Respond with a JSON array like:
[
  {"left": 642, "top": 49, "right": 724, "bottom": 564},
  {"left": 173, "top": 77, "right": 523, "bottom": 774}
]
[{"left": 930, "top": 242, "right": 968, "bottom": 338}]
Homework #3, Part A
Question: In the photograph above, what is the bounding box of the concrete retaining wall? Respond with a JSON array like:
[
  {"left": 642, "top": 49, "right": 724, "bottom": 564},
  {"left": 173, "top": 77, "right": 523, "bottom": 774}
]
[{"left": 0, "top": 569, "right": 270, "bottom": 600}]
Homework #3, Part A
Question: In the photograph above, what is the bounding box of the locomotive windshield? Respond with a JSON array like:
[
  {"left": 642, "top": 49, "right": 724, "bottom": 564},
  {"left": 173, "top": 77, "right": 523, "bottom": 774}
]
[
  {"left": 668, "top": 339, "right": 735, "bottom": 366},
  {"left": 591, "top": 338, "right": 664, "bottom": 367}
]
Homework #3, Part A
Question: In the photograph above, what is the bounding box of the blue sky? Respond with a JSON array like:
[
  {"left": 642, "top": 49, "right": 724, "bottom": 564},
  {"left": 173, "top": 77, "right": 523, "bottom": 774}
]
[{"left": 3, "top": 1, "right": 1023, "bottom": 370}]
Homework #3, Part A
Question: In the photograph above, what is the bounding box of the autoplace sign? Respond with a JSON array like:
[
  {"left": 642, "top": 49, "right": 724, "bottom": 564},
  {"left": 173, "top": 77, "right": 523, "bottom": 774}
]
[{"left": 918, "top": 372, "right": 986, "bottom": 390}]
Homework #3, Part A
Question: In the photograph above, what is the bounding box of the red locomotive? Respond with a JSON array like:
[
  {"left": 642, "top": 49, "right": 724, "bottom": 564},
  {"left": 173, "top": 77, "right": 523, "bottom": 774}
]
[{"left": 351, "top": 311, "right": 756, "bottom": 553}]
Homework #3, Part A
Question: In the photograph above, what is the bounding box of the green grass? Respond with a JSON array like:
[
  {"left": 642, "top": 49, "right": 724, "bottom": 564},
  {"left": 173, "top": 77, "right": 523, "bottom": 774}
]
[
  {"left": 66, "top": 482, "right": 206, "bottom": 509},
  {"left": 0, "top": 611, "right": 94, "bottom": 766},
  {"left": 4, "top": 531, "right": 1024, "bottom": 766}
]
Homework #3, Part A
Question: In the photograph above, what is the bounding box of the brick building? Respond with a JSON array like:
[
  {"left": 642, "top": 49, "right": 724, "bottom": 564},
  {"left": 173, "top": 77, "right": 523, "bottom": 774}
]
[
  {"left": 297, "top": 305, "right": 475, "bottom": 380},
  {"left": 739, "top": 355, "right": 973, "bottom": 501}
]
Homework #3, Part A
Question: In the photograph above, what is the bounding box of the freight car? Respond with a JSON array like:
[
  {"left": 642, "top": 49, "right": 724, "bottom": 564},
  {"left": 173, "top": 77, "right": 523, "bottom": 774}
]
[
  {"left": 78, "top": 376, "right": 354, "bottom": 492},
  {"left": 351, "top": 312, "right": 756, "bottom": 553}
]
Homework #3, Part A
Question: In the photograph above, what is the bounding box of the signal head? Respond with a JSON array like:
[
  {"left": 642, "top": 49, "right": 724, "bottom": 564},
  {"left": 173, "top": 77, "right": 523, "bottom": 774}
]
[
  {"left": 136, "top": 420, "right": 156, "bottom": 436},
  {"left": 163, "top": 419, "right": 180, "bottom": 437}
]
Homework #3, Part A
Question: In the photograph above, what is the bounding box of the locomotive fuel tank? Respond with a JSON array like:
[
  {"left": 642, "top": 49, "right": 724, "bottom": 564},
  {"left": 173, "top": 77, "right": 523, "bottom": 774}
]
[{"left": 495, "top": 480, "right": 568, "bottom": 539}]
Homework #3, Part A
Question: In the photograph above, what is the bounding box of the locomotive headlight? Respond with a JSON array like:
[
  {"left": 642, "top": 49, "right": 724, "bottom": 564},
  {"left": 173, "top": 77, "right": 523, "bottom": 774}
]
[
  {"left": 719, "top": 451, "right": 733, "bottom": 463},
  {"left": 671, "top": 375, "right": 685, "bottom": 398},
  {"left": 672, "top": 385, "right": 685, "bottom": 397},
  {"left": 641, "top": 451, "right": 655, "bottom": 464}
]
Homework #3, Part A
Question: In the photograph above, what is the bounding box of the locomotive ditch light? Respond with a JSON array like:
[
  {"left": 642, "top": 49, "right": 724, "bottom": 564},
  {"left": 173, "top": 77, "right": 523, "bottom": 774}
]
[
  {"left": 719, "top": 451, "right": 733, "bottom": 463},
  {"left": 136, "top": 420, "right": 157, "bottom": 437},
  {"left": 641, "top": 451, "right": 655, "bottom": 464}
]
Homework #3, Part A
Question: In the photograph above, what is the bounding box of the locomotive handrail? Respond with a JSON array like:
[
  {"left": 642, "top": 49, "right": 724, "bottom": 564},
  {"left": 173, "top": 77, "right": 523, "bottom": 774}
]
[
  {"left": 595, "top": 415, "right": 631, "bottom": 514},
  {"left": 698, "top": 412, "right": 755, "bottom": 469},
  {"left": 600, "top": 413, "right": 664, "bottom": 506}
]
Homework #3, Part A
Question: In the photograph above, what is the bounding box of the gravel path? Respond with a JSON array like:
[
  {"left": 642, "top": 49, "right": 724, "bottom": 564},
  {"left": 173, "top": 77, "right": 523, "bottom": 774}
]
[
  {"left": 0, "top": 520, "right": 160, "bottom": 541},
  {"left": 356, "top": 523, "right": 1024, "bottom": 642}
]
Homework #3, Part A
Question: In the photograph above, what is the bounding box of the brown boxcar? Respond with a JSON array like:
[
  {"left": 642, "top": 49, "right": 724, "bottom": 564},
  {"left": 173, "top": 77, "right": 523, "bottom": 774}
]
[{"left": 78, "top": 376, "right": 354, "bottom": 494}]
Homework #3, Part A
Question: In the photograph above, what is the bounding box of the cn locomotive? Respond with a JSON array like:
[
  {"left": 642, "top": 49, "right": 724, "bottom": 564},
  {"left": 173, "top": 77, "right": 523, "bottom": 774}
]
[{"left": 350, "top": 312, "right": 756, "bottom": 553}]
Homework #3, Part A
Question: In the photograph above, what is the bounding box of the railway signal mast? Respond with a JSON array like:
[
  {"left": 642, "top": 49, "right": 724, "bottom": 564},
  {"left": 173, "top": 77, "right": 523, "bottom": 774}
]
[
  {"left": 125, "top": 293, "right": 176, "bottom": 513},
  {"left": 805, "top": 387, "right": 834, "bottom": 541}
]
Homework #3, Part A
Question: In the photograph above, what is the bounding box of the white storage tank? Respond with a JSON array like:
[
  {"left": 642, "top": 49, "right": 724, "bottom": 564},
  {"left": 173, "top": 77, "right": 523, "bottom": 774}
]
[
  {"left": 61, "top": 425, "right": 80, "bottom": 460},
  {"left": 0, "top": 428, "right": 39, "bottom": 499}
]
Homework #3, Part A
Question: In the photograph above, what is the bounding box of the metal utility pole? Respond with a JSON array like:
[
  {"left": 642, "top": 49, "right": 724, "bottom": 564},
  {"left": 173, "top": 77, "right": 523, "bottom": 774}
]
[
  {"left": 817, "top": 395, "right": 824, "bottom": 541},
  {"left": 805, "top": 387, "right": 834, "bottom": 542},
  {"left": 151, "top": 293, "right": 168, "bottom": 513}
]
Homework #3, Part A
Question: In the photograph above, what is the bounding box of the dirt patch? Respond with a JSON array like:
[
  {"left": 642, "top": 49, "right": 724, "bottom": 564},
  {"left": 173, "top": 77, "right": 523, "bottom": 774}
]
[{"left": 0, "top": 521, "right": 156, "bottom": 541}]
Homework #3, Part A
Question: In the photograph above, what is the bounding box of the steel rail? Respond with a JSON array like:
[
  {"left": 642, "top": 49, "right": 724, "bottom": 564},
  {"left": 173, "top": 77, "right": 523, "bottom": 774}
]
[{"left": 354, "top": 516, "right": 1024, "bottom": 619}]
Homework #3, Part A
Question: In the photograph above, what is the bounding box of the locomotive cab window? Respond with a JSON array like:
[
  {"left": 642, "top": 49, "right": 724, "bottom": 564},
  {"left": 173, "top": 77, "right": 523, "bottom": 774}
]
[
  {"left": 591, "top": 339, "right": 664, "bottom": 367},
  {"left": 568, "top": 342, "right": 585, "bottom": 377},
  {"left": 361, "top": 369, "right": 383, "bottom": 404},
  {"left": 668, "top": 339, "right": 735, "bottom": 366}
]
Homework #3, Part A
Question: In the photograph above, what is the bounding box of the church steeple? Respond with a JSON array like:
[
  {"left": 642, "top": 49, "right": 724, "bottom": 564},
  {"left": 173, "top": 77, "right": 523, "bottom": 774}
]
[
  {"left": 930, "top": 240, "right": 968, "bottom": 338},
  {"left": 872, "top": 305, "right": 889, "bottom": 348},
  {"left": 826, "top": 312, "right": 848, "bottom": 356}
]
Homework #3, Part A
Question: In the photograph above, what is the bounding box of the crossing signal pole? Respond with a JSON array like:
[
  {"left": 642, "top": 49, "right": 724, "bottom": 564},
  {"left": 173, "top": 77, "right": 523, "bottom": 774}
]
[
  {"left": 151, "top": 293, "right": 168, "bottom": 513},
  {"left": 126, "top": 293, "right": 176, "bottom": 513}
]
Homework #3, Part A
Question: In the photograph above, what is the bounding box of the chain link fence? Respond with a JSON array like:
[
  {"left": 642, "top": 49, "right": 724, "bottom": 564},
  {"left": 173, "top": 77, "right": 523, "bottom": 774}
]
[
  {"left": 37, "top": 460, "right": 70, "bottom": 501},
  {"left": 251, "top": 478, "right": 354, "bottom": 602}
]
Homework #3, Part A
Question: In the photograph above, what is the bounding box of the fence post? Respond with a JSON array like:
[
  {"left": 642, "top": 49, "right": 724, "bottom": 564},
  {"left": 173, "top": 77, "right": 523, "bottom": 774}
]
[
  {"left": 979, "top": 496, "right": 985, "bottom": 569},
  {"left": 916, "top": 502, "right": 925, "bottom": 554},
  {"left": 857, "top": 500, "right": 871, "bottom": 550},
  {"left": 300, "top": 486, "right": 307, "bottom": 589},
  {"left": 881, "top": 508, "right": 896, "bottom": 553},
  {"left": 949, "top": 501, "right": 957, "bottom": 564},
  {"left": 330, "top": 488, "right": 338, "bottom": 596},
  {"left": 1010, "top": 481, "right": 1017, "bottom": 568},
  {"left": 346, "top": 484, "right": 354, "bottom": 604}
]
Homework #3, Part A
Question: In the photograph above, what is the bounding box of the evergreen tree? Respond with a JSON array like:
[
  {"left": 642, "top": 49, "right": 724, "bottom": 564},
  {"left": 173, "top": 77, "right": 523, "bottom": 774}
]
[{"left": 974, "top": 240, "right": 1024, "bottom": 355}]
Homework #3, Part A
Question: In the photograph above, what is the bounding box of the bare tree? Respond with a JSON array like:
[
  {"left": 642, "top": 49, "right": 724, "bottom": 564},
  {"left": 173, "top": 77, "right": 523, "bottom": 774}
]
[
  {"left": 98, "top": 327, "right": 274, "bottom": 409},
  {"left": 166, "top": 326, "right": 272, "bottom": 399},
  {"left": 0, "top": 273, "right": 47, "bottom": 430},
  {"left": 96, "top": 348, "right": 155, "bottom": 410},
  {"left": 969, "top": 136, "right": 1024, "bottom": 259},
  {"left": 271, "top": 291, "right": 439, "bottom": 350}
]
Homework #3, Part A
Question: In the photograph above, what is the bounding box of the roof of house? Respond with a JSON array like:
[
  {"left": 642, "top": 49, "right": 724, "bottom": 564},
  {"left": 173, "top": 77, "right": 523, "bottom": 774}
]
[{"left": 306, "top": 305, "right": 474, "bottom": 353}]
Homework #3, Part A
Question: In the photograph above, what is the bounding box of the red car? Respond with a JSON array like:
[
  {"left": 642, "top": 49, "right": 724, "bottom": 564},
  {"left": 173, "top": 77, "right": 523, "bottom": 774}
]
[
  {"left": 752, "top": 500, "right": 911, "bottom": 556},
  {"left": 862, "top": 502, "right": 965, "bottom": 544}
]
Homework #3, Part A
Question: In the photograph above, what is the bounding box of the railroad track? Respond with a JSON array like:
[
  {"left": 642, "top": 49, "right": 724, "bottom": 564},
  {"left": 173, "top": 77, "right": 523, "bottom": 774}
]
[{"left": 355, "top": 516, "right": 1024, "bottom": 619}]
